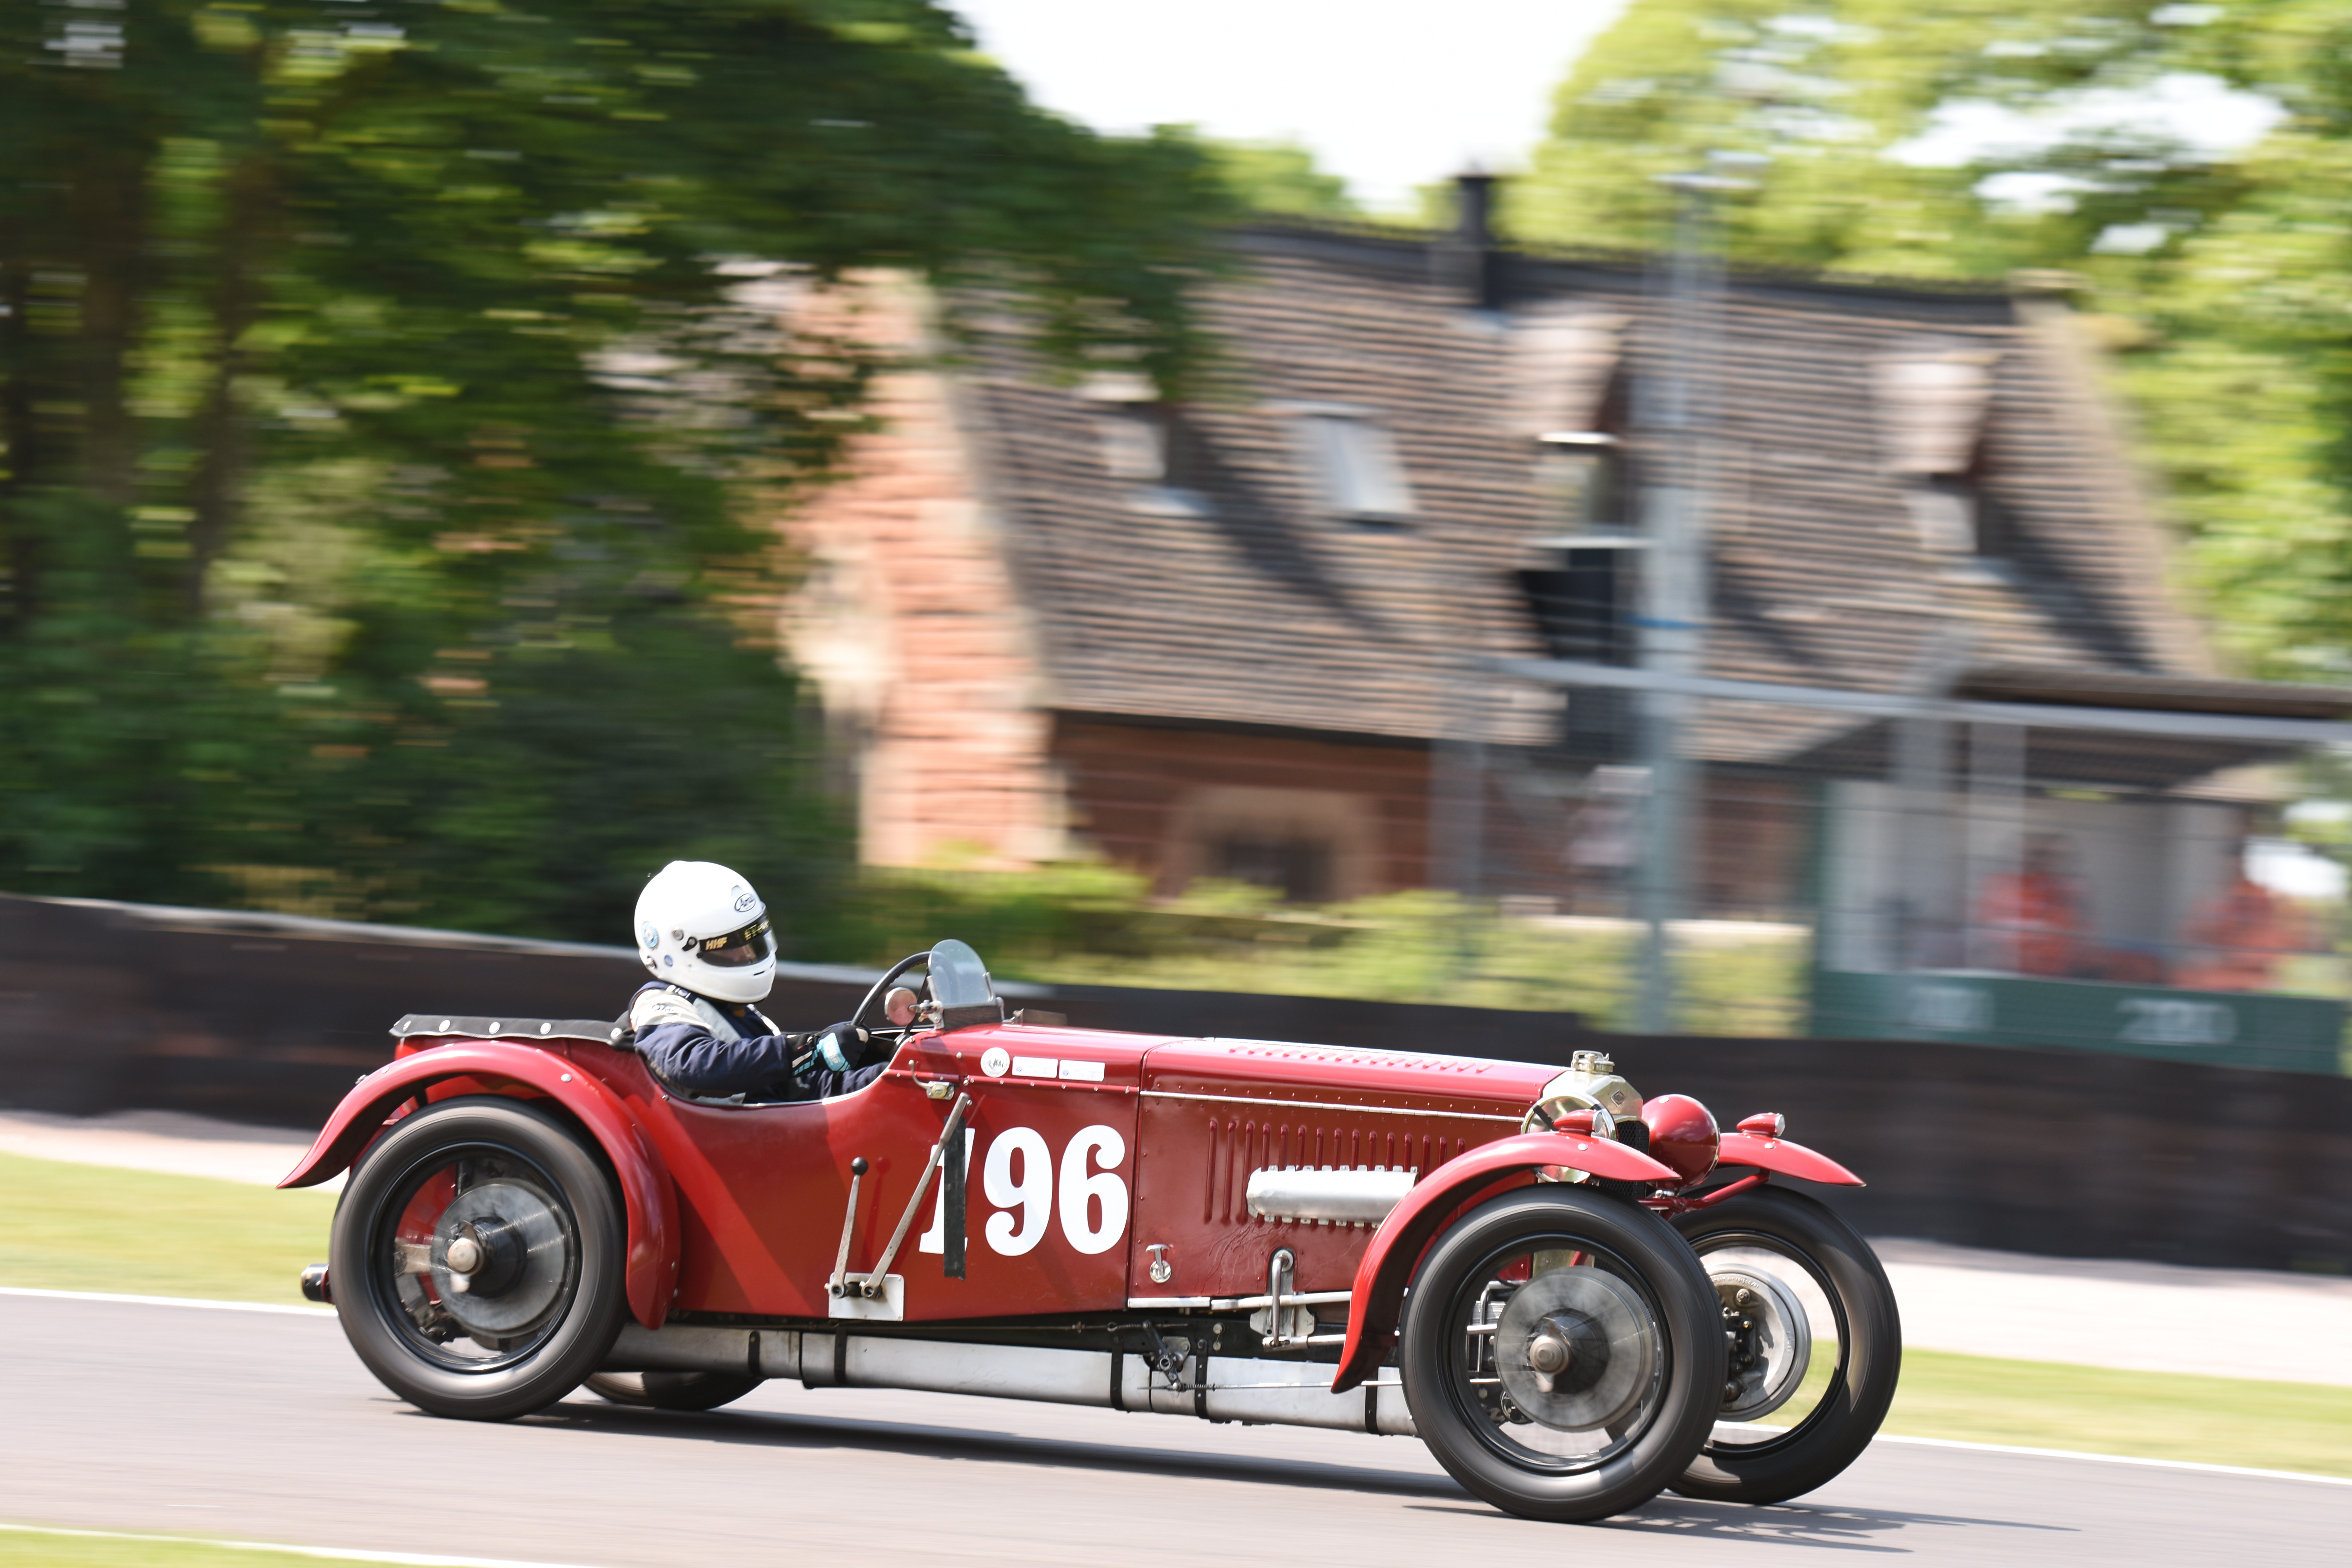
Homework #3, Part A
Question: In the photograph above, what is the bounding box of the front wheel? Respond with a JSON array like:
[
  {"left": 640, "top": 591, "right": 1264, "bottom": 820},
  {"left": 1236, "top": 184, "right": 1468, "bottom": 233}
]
[
  {"left": 1669, "top": 1185, "right": 1902, "bottom": 1504},
  {"left": 1400, "top": 1187, "right": 1727, "bottom": 1523},
  {"left": 328, "top": 1097, "right": 630, "bottom": 1421}
]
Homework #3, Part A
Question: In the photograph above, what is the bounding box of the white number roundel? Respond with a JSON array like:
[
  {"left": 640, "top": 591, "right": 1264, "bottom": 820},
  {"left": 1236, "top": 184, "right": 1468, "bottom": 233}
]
[
  {"left": 1057, "top": 1125, "right": 1128, "bottom": 1255},
  {"left": 982, "top": 1126, "right": 1053, "bottom": 1256}
]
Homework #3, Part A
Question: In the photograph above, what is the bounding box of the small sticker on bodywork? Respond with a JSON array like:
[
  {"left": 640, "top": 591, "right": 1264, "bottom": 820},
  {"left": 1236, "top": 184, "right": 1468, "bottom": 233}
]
[
  {"left": 1010, "top": 1056, "right": 1056, "bottom": 1078},
  {"left": 1058, "top": 1059, "right": 1104, "bottom": 1082},
  {"left": 979, "top": 1046, "right": 1011, "bottom": 1077}
]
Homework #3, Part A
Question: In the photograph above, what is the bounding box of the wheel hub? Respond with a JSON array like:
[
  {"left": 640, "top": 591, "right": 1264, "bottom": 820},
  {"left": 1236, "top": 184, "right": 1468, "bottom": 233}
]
[
  {"left": 430, "top": 1179, "right": 572, "bottom": 1339},
  {"left": 443, "top": 1217, "right": 526, "bottom": 1299},
  {"left": 1710, "top": 1264, "right": 1812, "bottom": 1421},
  {"left": 1494, "top": 1267, "right": 1657, "bottom": 1432}
]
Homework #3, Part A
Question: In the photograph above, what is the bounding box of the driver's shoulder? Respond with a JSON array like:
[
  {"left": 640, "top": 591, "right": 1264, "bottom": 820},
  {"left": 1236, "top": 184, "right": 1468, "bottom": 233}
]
[{"left": 628, "top": 983, "right": 710, "bottom": 1034}]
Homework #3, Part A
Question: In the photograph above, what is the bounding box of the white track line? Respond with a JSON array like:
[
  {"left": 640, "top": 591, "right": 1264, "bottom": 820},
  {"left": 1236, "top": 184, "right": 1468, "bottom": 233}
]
[
  {"left": 0, "top": 1522, "right": 603, "bottom": 1567},
  {"left": 8, "top": 1288, "right": 2348, "bottom": 1490},
  {"left": 1873, "top": 1433, "right": 2352, "bottom": 1486},
  {"left": 0, "top": 1285, "right": 332, "bottom": 1317}
]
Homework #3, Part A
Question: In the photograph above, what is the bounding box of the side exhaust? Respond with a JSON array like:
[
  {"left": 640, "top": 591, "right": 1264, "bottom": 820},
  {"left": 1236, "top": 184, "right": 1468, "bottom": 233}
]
[
  {"left": 604, "top": 1322, "right": 1415, "bottom": 1437},
  {"left": 299, "top": 1264, "right": 332, "bottom": 1305},
  {"left": 1245, "top": 1165, "right": 1418, "bottom": 1227}
]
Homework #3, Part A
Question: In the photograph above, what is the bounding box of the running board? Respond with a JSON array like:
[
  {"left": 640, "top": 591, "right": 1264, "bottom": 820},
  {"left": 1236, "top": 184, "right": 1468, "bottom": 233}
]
[{"left": 603, "top": 1322, "right": 1414, "bottom": 1437}]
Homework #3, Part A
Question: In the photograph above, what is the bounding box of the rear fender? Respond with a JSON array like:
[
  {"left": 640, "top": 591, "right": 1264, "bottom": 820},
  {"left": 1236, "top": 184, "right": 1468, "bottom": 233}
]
[
  {"left": 280, "top": 1043, "right": 681, "bottom": 1330},
  {"left": 1328, "top": 1129, "right": 1681, "bottom": 1394},
  {"left": 1715, "top": 1131, "right": 1864, "bottom": 1186}
]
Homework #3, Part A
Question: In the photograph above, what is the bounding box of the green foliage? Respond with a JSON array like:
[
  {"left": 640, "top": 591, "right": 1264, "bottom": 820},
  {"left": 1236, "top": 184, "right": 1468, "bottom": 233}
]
[
  {"left": 0, "top": 2, "right": 1230, "bottom": 936},
  {"left": 1196, "top": 138, "right": 1364, "bottom": 223},
  {"left": 806, "top": 867, "right": 1807, "bottom": 1033},
  {"left": 1505, "top": 0, "right": 2220, "bottom": 275}
]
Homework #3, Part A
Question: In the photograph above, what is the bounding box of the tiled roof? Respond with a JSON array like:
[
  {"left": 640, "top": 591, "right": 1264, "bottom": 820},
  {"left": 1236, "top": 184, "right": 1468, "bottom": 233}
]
[{"left": 955, "top": 224, "right": 2214, "bottom": 764}]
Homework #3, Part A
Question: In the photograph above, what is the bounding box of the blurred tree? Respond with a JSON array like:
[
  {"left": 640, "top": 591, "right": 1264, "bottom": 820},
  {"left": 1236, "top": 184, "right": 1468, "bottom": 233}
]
[
  {"left": 1510, "top": 0, "right": 2352, "bottom": 683},
  {"left": 1196, "top": 137, "right": 1364, "bottom": 222},
  {"left": 0, "top": 1, "right": 1230, "bottom": 940},
  {"left": 1508, "top": 0, "right": 2230, "bottom": 274}
]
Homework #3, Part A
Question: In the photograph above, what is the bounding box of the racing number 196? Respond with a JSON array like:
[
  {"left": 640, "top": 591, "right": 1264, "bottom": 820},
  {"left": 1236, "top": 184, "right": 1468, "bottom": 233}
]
[{"left": 924, "top": 1124, "right": 1127, "bottom": 1258}]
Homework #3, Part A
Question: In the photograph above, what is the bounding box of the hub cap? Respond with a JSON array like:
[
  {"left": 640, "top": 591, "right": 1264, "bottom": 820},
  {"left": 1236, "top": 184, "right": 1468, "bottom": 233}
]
[
  {"left": 1494, "top": 1267, "right": 1657, "bottom": 1432},
  {"left": 379, "top": 1149, "right": 580, "bottom": 1370},
  {"left": 432, "top": 1181, "right": 571, "bottom": 1337}
]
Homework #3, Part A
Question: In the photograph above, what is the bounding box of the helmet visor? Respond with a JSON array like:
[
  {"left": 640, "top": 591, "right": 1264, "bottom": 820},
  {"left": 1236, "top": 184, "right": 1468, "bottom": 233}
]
[{"left": 693, "top": 915, "right": 774, "bottom": 969}]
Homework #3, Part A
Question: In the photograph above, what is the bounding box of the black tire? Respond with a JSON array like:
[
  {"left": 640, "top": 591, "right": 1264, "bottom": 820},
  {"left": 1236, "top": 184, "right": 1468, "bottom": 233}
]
[
  {"left": 329, "top": 1098, "right": 630, "bottom": 1421},
  {"left": 584, "top": 1371, "right": 764, "bottom": 1412},
  {"left": 1400, "top": 1187, "right": 1727, "bottom": 1523},
  {"left": 1669, "top": 1186, "right": 1902, "bottom": 1505}
]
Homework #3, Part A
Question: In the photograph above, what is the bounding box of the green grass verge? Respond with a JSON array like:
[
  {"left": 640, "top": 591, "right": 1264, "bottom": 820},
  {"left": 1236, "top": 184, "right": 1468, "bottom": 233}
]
[
  {"left": 0, "top": 1151, "right": 336, "bottom": 1306},
  {"left": 0, "top": 1529, "right": 399, "bottom": 1568},
  {"left": 0, "top": 1533, "right": 407, "bottom": 1568},
  {"left": 1885, "top": 1347, "right": 2352, "bottom": 1478}
]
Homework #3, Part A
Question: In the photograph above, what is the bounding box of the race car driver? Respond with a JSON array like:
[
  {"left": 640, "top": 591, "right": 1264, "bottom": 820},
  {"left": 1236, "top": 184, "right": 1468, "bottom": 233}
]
[{"left": 626, "top": 859, "right": 884, "bottom": 1103}]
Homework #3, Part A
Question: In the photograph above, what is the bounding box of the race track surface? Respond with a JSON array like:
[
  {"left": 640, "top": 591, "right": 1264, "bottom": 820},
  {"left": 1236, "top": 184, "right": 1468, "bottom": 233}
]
[{"left": 1, "top": 1294, "right": 2341, "bottom": 1567}]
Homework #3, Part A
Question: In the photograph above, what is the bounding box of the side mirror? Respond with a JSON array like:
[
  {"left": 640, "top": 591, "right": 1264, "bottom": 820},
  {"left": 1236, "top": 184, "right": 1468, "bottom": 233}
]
[{"left": 883, "top": 986, "right": 921, "bottom": 1028}]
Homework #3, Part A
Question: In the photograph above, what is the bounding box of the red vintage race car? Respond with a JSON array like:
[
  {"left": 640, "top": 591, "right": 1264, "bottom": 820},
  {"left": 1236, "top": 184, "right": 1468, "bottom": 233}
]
[{"left": 285, "top": 940, "right": 1899, "bottom": 1524}]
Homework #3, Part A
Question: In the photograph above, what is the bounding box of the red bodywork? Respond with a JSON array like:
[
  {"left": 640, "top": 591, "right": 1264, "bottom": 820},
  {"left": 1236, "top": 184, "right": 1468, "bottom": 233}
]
[{"left": 285, "top": 1019, "right": 1860, "bottom": 1379}]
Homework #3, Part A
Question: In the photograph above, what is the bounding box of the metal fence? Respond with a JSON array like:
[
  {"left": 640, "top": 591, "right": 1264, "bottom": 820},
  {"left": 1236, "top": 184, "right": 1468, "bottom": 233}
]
[{"left": 1428, "top": 653, "right": 2352, "bottom": 1073}]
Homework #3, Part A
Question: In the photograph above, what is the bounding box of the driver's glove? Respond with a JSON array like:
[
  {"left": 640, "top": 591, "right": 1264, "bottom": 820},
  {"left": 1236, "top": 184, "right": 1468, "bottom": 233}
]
[{"left": 809, "top": 1021, "right": 868, "bottom": 1073}]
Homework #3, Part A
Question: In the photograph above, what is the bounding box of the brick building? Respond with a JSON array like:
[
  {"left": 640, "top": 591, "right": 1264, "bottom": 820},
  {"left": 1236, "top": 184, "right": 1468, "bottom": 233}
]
[{"left": 778, "top": 196, "right": 2235, "bottom": 916}]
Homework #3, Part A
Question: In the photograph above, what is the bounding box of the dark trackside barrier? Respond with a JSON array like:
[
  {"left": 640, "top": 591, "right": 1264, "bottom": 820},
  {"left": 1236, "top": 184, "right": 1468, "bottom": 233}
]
[{"left": 2, "top": 892, "right": 2346, "bottom": 1274}]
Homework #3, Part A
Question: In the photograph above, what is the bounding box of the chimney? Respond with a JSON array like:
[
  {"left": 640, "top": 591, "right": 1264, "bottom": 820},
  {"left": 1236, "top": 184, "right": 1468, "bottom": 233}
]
[{"left": 1435, "top": 171, "right": 1506, "bottom": 312}]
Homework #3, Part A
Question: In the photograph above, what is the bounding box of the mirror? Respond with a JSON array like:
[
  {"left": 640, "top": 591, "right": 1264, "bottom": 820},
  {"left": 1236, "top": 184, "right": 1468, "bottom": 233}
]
[{"left": 883, "top": 986, "right": 920, "bottom": 1027}]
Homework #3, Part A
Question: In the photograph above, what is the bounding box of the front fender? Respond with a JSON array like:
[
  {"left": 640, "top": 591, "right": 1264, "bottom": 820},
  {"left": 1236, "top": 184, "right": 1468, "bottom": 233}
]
[
  {"left": 1715, "top": 1131, "right": 1863, "bottom": 1186},
  {"left": 1328, "top": 1130, "right": 1681, "bottom": 1395},
  {"left": 280, "top": 1043, "right": 681, "bottom": 1331}
]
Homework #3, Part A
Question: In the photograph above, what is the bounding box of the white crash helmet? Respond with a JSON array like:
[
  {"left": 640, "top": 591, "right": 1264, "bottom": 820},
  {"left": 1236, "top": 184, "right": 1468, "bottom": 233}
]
[{"left": 633, "top": 860, "right": 777, "bottom": 1003}]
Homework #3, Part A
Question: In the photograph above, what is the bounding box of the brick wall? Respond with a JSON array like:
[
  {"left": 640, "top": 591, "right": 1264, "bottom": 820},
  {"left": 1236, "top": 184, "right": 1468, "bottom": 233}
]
[
  {"left": 779, "top": 280, "right": 1065, "bottom": 870},
  {"left": 1052, "top": 717, "right": 1436, "bottom": 896}
]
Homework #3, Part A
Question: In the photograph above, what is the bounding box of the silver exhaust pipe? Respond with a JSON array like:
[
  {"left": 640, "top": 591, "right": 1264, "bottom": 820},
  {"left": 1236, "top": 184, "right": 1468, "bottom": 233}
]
[
  {"left": 603, "top": 1322, "right": 1414, "bottom": 1437},
  {"left": 1244, "top": 1166, "right": 1417, "bottom": 1227}
]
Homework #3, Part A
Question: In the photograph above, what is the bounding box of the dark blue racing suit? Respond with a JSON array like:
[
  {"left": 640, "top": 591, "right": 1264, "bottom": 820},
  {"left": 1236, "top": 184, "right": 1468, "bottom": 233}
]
[{"left": 628, "top": 981, "right": 885, "bottom": 1103}]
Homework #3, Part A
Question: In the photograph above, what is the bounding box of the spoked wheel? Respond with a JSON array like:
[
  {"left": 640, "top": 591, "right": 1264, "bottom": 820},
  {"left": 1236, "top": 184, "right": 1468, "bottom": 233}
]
[
  {"left": 1400, "top": 1188, "right": 1726, "bottom": 1523},
  {"left": 584, "top": 1372, "right": 762, "bottom": 1412},
  {"left": 1669, "top": 1186, "right": 1902, "bottom": 1504},
  {"left": 329, "top": 1098, "right": 629, "bottom": 1421}
]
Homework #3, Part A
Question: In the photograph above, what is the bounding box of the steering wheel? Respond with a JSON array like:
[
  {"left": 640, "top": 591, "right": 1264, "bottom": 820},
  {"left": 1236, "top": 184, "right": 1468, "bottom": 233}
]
[{"left": 847, "top": 951, "right": 931, "bottom": 1035}]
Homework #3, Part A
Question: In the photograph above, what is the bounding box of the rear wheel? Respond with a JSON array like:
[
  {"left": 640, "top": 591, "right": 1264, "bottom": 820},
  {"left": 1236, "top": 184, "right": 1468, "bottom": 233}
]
[
  {"left": 1400, "top": 1187, "right": 1726, "bottom": 1523},
  {"left": 329, "top": 1098, "right": 629, "bottom": 1421},
  {"left": 1669, "top": 1185, "right": 1902, "bottom": 1504},
  {"left": 585, "top": 1372, "right": 762, "bottom": 1412}
]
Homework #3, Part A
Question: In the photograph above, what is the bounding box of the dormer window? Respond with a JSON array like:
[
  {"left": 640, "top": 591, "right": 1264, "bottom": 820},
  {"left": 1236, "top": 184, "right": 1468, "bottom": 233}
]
[
  {"left": 1098, "top": 407, "right": 1169, "bottom": 484},
  {"left": 1521, "top": 399, "right": 1639, "bottom": 761},
  {"left": 1084, "top": 372, "right": 1208, "bottom": 512},
  {"left": 1906, "top": 469, "right": 2013, "bottom": 558},
  {"left": 1873, "top": 338, "right": 2011, "bottom": 557},
  {"left": 1298, "top": 410, "right": 1415, "bottom": 522},
  {"left": 1536, "top": 429, "right": 1628, "bottom": 532}
]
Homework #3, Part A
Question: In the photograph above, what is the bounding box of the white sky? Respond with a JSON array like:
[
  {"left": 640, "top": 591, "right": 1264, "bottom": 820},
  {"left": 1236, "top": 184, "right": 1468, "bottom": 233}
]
[
  {"left": 947, "top": 1, "right": 1635, "bottom": 211},
  {"left": 949, "top": 5, "right": 2286, "bottom": 219}
]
